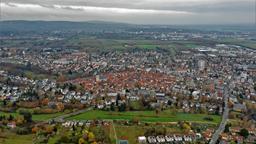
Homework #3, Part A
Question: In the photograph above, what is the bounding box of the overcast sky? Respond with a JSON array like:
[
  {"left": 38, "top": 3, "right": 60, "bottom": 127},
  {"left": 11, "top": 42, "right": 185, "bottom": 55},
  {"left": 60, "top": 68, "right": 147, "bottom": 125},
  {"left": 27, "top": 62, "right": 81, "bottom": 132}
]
[{"left": 0, "top": 0, "right": 255, "bottom": 25}]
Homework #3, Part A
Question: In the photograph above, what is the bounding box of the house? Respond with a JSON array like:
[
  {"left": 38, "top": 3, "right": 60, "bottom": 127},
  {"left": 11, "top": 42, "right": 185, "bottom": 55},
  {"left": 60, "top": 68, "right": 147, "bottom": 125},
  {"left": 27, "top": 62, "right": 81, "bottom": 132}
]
[
  {"left": 247, "top": 64, "right": 256, "bottom": 75},
  {"left": 156, "top": 93, "right": 165, "bottom": 99},
  {"left": 220, "top": 133, "right": 229, "bottom": 141},
  {"left": 138, "top": 136, "right": 147, "bottom": 143},
  {"left": 245, "top": 135, "right": 256, "bottom": 143},
  {"left": 248, "top": 128, "right": 256, "bottom": 135},
  {"left": 203, "top": 129, "right": 213, "bottom": 141},
  {"left": 96, "top": 75, "right": 107, "bottom": 82},
  {"left": 165, "top": 135, "right": 174, "bottom": 142},
  {"left": 173, "top": 135, "right": 182, "bottom": 141},
  {"left": 107, "top": 93, "right": 118, "bottom": 97},
  {"left": 230, "top": 127, "right": 240, "bottom": 135},
  {"left": 127, "top": 95, "right": 139, "bottom": 101},
  {"left": 97, "top": 103, "right": 104, "bottom": 109},
  {"left": 250, "top": 113, "right": 256, "bottom": 122},
  {"left": 156, "top": 135, "right": 165, "bottom": 143},
  {"left": 232, "top": 135, "right": 243, "bottom": 144},
  {"left": 118, "top": 140, "right": 129, "bottom": 144},
  {"left": 7, "top": 122, "right": 16, "bottom": 129},
  {"left": 195, "top": 133, "right": 202, "bottom": 139},
  {"left": 147, "top": 136, "right": 157, "bottom": 143},
  {"left": 183, "top": 135, "right": 193, "bottom": 142},
  {"left": 233, "top": 103, "right": 246, "bottom": 112},
  {"left": 138, "top": 89, "right": 151, "bottom": 98},
  {"left": 150, "top": 102, "right": 160, "bottom": 109},
  {"left": 192, "top": 90, "right": 200, "bottom": 100}
]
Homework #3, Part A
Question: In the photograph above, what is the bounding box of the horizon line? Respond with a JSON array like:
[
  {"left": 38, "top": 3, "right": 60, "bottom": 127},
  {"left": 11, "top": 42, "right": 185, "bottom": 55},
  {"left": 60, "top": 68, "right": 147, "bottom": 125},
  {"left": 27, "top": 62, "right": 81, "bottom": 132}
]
[{"left": 0, "top": 20, "right": 254, "bottom": 27}]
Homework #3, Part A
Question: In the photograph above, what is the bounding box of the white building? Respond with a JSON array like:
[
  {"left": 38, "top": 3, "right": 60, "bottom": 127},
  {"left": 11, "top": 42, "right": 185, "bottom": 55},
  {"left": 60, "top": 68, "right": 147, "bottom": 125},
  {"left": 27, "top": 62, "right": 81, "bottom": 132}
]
[
  {"left": 198, "top": 60, "right": 206, "bottom": 71},
  {"left": 138, "top": 136, "right": 147, "bottom": 143}
]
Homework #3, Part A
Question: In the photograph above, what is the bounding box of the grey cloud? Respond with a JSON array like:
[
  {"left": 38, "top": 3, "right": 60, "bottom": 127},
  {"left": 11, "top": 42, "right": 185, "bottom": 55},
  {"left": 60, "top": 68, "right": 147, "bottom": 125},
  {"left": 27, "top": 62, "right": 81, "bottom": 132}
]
[
  {"left": 1, "top": 0, "right": 255, "bottom": 24},
  {"left": 2, "top": 0, "right": 253, "bottom": 12}
]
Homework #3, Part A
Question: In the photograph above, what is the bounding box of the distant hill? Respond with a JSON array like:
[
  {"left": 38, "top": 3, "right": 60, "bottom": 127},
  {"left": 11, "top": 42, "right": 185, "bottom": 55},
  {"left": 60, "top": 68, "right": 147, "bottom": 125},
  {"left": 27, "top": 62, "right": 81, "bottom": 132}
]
[{"left": 0, "top": 21, "right": 135, "bottom": 34}]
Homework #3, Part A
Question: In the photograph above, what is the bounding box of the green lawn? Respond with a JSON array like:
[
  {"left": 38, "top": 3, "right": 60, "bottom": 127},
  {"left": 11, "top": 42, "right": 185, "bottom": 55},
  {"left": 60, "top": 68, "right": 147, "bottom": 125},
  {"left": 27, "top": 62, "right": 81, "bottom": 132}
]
[
  {"left": 67, "top": 110, "right": 221, "bottom": 124},
  {"left": 0, "top": 111, "right": 65, "bottom": 121}
]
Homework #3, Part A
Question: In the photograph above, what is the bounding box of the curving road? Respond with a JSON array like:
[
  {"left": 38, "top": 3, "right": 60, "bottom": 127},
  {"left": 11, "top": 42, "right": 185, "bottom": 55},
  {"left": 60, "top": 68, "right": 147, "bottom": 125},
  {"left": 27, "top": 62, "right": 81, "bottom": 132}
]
[{"left": 52, "top": 107, "right": 93, "bottom": 122}]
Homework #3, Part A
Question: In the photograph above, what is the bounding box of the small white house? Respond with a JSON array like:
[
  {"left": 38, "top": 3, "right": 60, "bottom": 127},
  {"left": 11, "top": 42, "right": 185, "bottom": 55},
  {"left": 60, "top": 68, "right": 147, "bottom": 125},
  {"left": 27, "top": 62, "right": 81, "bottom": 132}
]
[{"left": 138, "top": 136, "right": 147, "bottom": 143}]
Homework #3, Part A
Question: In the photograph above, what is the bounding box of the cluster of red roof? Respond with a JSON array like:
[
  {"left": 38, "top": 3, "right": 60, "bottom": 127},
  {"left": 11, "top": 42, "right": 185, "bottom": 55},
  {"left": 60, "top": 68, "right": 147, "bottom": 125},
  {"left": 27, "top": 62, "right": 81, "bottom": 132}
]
[{"left": 74, "top": 69, "right": 175, "bottom": 94}]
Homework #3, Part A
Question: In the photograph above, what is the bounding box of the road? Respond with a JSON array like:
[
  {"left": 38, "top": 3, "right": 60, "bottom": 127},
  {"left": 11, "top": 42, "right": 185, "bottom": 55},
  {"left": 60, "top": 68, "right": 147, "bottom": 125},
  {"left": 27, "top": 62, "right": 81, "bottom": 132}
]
[
  {"left": 209, "top": 84, "right": 230, "bottom": 144},
  {"left": 52, "top": 107, "right": 93, "bottom": 122},
  {"left": 110, "top": 120, "right": 118, "bottom": 144}
]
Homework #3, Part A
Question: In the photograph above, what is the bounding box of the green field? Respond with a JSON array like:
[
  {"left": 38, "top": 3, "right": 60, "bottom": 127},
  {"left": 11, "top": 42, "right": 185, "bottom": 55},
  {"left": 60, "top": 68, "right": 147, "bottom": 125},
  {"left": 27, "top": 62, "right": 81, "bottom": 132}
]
[
  {"left": 67, "top": 110, "right": 221, "bottom": 124},
  {"left": 0, "top": 130, "right": 33, "bottom": 144},
  {"left": 184, "top": 43, "right": 200, "bottom": 48},
  {"left": 32, "top": 113, "right": 65, "bottom": 121},
  {"left": 114, "top": 125, "right": 147, "bottom": 144},
  {"left": 0, "top": 111, "right": 65, "bottom": 121},
  {"left": 67, "top": 38, "right": 206, "bottom": 51},
  {"left": 136, "top": 44, "right": 160, "bottom": 49}
]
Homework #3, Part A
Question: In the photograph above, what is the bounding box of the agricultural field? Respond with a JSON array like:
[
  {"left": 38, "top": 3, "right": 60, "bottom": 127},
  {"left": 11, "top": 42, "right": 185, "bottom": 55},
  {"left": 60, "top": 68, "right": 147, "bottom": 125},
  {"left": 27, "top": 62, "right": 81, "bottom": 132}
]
[
  {"left": 66, "top": 37, "right": 207, "bottom": 51},
  {"left": 67, "top": 110, "right": 221, "bottom": 124}
]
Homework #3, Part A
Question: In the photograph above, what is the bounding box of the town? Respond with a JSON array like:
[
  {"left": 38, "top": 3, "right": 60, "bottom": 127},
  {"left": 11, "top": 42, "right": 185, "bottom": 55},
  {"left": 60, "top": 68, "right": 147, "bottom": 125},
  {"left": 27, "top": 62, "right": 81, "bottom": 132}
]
[{"left": 0, "top": 21, "right": 256, "bottom": 144}]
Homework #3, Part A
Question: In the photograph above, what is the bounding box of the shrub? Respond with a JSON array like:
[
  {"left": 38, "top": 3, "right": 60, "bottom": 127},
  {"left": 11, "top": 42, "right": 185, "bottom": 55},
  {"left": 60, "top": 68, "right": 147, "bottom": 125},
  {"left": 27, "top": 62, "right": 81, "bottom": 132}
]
[
  {"left": 16, "top": 127, "right": 30, "bottom": 135},
  {"left": 17, "top": 108, "right": 34, "bottom": 114},
  {"left": 58, "top": 135, "right": 70, "bottom": 143},
  {"left": 32, "top": 127, "right": 39, "bottom": 133},
  {"left": 19, "top": 111, "right": 32, "bottom": 123},
  {"left": 239, "top": 128, "right": 249, "bottom": 138},
  {"left": 204, "top": 116, "right": 213, "bottom": 121}
]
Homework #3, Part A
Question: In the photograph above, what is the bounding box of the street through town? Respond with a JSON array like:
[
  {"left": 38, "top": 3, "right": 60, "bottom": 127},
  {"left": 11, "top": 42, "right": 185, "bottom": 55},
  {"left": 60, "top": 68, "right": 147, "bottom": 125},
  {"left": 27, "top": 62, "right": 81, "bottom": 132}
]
[{"left": 209, "top": 82, "right": 230, "bottom": 144}]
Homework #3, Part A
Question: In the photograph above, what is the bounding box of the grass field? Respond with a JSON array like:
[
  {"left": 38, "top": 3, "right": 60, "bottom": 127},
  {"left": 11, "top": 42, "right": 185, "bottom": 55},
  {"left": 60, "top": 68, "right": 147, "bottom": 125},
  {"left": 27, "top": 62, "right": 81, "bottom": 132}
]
[
  {"left": 67, "top": 110, "right": 221, "bottom": 124},
  {"left": 0, "top": 130, "right": 33, "bottom": 144},
  {"left": 114, "top": 125, "right": 146, "bottom": 144},
  {"left": 113, "top": 124, "right": 185, "bottom": 144},
  {"left": 0, "top": 111, "right": 65, "bottom": 121}
]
